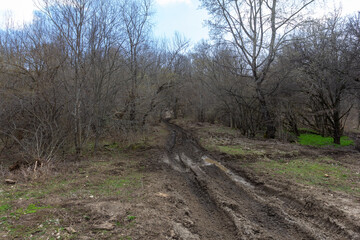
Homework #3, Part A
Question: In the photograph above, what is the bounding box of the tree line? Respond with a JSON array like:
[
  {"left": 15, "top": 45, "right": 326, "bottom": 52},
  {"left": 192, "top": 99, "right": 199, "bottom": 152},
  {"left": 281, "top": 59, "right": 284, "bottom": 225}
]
[
  {"left": 0, "top": 0, "right": 359, "bottom": 163},
  {"left": 190, "top": 5, "right": 360, "bottom": 145}
]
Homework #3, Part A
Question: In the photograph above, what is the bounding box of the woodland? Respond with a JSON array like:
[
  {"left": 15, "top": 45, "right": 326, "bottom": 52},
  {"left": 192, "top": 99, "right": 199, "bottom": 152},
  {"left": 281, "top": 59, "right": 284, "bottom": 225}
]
[
  {"left": 0, "top": 0, "right": 359, "bottom": 165},
  {"left": 1, "top": 1, "right": 360, "bottom": 239}
]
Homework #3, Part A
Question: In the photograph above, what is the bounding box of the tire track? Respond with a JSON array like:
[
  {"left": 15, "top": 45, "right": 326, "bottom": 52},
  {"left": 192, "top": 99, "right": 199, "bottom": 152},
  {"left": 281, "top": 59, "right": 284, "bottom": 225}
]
[{"left": 164, "top": 121, "right": 360, "bottom": 240}]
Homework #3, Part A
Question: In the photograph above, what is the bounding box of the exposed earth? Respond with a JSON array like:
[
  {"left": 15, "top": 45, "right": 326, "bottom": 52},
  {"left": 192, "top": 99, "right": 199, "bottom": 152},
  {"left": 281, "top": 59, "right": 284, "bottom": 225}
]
[{"left": 1, "top": 120, "right": 360, "bottom": 239}]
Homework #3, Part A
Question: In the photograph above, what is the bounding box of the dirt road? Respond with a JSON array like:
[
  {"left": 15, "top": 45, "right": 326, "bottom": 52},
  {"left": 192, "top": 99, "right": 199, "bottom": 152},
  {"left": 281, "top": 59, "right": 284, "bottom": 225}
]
[
  {"left": 2, "top": 121, "right": 359, "bottom": 239},
  {"left": 162, "top": 121, "right": 360, "bottom": 240}
]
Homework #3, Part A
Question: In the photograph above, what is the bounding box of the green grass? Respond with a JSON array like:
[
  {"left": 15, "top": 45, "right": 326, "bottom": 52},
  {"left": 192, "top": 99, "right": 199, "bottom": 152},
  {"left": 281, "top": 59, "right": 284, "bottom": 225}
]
[
  {"left": 10, "top": 204, "right": 51, "bottom": 219},
  {"left": 89, "top": 174, "right": 142, "bottom": 196},
  {"left": 0, "top": 202, "right": 54, "bottom": 238},
  {"left": 218, "top": 145, "right": 247, "bottom": 155},
  {"left": 127, "top": 215, "right": 136, "bottom": 221},
  {"left": 200, "top": 139, "right": 265, "bottom": 156},
  {"left": 216, "top": 145, "right": 264, "bottom": 156},
  {"left": 251, "top": 158, "right": 360, "bottom": 195},
  {"left": 0, "top": 150, "right": 146, "bottom": 239},
  {"left": 298, "top": 134, "right": 354, "bottom": 146},
  {"left": 0, "top": 204, "right": 11, "bottom": 214}
]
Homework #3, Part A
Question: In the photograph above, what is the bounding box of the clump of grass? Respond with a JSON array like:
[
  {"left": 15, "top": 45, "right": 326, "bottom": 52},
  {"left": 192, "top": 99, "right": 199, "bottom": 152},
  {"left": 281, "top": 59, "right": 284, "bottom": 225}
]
[
  {"left": 298, "top": 134, "right": 354, "bottom": 146},
  {"left": 127, "top": 215, "right": 136, "bottom": 221},
  {"left": 0, "top": 204, "right": 11, "bottom": 214}
]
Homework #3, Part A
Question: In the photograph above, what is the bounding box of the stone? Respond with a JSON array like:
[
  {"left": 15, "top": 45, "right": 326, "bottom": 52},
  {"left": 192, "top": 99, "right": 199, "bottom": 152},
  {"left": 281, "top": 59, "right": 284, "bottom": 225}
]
[
  {"left": 93, "top": 222, "right": 115, "bottom": 231},
  {"left": 5, "top": 179, "right": 16, "bottom": 184},
  {"left": 65, "top": 227, "right": 77, "bottom": 234}
]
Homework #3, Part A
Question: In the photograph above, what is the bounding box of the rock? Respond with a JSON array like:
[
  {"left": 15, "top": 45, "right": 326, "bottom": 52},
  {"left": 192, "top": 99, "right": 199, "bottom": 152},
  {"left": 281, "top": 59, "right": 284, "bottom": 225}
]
[
  {"left": 65, "top": 227, "right": 77, "bottom": 234},
  {"left": 5, "top": 179, "right": 16, "bottom": 184},
  {"left": 155, "top": 192, "right": 169, "bottom": 198},
  {"left": 170, "top": 230, "right": 176, "bottom": 238},
  {"left": 93, "top": 222, "right": 115, "bottom": 231},
  {"left": 79, "top": 237, "right": 92, "bottom": 240},
  {"left": 163, "top": 109, "right": 174, "bottom": 120},
  {"left": 183, "top": 218, "right": 194, "bottom": 227},
  {"left": 173, "top": 223, "right": 200, "bottom": 240}
]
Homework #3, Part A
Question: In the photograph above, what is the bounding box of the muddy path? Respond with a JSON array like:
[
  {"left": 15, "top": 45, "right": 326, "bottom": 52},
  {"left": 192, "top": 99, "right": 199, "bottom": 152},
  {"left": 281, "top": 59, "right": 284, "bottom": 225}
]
[{"left": 163, "top": 121, "right": 360, "bottom": 240}]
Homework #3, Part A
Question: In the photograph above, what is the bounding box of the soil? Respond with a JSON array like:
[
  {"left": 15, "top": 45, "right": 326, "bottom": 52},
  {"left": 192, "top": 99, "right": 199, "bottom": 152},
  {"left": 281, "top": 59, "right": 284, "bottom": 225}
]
[
  {"left": 157, "top": 121, "right": 360, "bottom": 240},
  {"left": 1, "top": 121, "right": 360, "bottom": 239}
]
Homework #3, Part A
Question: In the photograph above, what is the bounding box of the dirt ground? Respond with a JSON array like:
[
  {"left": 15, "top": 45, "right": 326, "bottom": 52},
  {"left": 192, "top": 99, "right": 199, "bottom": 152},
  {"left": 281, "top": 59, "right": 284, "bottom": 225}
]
[{"left": 1, "top": 121, "right": 360, "bottom": 239}]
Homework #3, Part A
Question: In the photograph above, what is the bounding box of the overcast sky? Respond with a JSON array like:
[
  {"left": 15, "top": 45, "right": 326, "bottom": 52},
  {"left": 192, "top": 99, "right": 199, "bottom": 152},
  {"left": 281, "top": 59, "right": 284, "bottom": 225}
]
[{"left": 0, "top": 0, "right": 359, "bottom": 44}]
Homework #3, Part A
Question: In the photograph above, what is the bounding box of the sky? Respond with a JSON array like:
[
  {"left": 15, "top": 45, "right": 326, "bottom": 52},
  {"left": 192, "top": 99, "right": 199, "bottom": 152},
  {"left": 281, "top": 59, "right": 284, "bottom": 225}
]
[{"left": 0, "top": 0, "right": 359, "bottom": 44}]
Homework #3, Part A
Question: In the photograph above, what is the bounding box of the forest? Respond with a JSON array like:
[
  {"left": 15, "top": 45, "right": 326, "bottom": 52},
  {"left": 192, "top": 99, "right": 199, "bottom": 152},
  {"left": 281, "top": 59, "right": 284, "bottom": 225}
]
[
  {"left": 0, "top": 0, "right": 359, "bottom": 160},
  {"left": 1, "top": 0, "right": 360, "bottom": 239}
]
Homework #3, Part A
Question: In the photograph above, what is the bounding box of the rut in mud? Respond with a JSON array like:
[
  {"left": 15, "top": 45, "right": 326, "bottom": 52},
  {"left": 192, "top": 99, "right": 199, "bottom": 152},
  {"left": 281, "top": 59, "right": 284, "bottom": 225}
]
[{"left": 163, "top": 121, "right": 360, "bottom": 240}]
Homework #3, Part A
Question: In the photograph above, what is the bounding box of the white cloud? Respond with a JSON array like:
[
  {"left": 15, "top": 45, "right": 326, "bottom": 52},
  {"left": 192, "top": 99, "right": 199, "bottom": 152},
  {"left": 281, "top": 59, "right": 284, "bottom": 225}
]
[{"left": 156, "top": 0, "right": 192, "bottom": 6}]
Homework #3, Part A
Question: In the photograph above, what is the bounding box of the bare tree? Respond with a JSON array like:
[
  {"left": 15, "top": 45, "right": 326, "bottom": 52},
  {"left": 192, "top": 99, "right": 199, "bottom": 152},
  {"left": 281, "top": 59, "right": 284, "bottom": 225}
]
[
  {"left": 0, "top": 13, "right": 69, "bottom": 162},
  {"left": 191, "top": 42, "right": 262, "bottom": 135},
  {"left": 141, "top": 33, "right": 190, "bottom": 125},
  {"left": 288, "top": 14, "right": 358, "bottom": 144},
  {"left": 38, "top": 0, "right": 93, "bottom": 155},
  {"left": 200, "top": 0, "right": 315, "bottom": 138},
  {"left": 119, "top": 0, "right": 153, "bottom": 125},
  {"left": 86, "top": 0, "right": 123, "bottom": 152}
]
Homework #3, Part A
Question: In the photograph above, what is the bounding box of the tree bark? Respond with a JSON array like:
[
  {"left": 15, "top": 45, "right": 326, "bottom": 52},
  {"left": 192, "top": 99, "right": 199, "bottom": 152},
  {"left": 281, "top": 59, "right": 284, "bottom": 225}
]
[
  {"left": 256, "top": 82, "right": 276, "bottom": 138},
  {"left": 333, "top": 102, "right": 341, "bottom": 145}
]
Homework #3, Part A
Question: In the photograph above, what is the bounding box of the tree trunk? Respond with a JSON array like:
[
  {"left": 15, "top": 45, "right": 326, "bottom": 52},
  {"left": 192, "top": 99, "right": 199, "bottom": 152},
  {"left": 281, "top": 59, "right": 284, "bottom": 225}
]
[
  {"left": 256, "top": 83, "right": 276, "bottom": 138},
  {"left": 333, "top": 107, "right": 341, "bottom": 145}
]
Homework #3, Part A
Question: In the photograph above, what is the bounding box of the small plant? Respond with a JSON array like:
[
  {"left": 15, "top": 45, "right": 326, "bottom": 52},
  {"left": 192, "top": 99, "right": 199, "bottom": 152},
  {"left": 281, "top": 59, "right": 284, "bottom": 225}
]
[
  {"left": 0, "top": 204, "right": 11, "bottom": 214},
  {"left": 127, "top": 215, "right": 136, "bottom": 221}
]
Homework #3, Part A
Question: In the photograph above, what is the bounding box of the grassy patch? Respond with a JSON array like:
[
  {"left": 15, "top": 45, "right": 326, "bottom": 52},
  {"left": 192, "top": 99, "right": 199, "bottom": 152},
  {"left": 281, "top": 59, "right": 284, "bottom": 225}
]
[
  {"left": 251, "top": 158, "right": 360, "bottom": 195},
  {"left": 87, "top": 174, "right": 142, "bottom": 197},
  {"left": 0, "top": 204, "right": 11, "bottom": 214},
  {"left": 0, "top": 153, "right": 144, "bottom": 238},
  {"left": 218, "top": 145, "right": 247, "bottom": 155},
  {"left": 0, "top": 201, "right": 55, "bottom": 239},
  {"left": 11, "top": 203, "right": 51, "bottom": 219},
  {"left": 298, "top": 134, "right": 354, "bottom": 147},
  {"left": 202, "top": 143, "right": 264, "bottom": 156},
  {"left": 217, "top": 145, "right": 264, "bottom": 156}
]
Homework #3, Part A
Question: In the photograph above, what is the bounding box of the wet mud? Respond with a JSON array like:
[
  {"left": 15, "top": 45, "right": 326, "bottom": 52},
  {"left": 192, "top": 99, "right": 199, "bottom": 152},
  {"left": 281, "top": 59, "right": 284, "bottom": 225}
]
[{"left": 162, "top": 121, "right": 360, "bottom": 240}]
